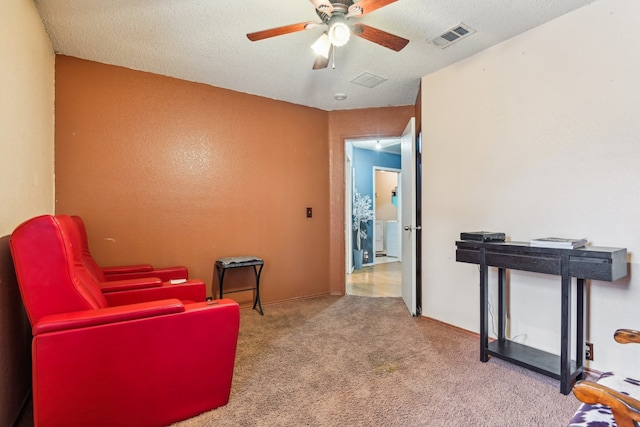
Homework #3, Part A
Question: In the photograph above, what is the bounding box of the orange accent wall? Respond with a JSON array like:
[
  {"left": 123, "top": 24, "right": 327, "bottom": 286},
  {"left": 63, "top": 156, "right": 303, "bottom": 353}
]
[{"left": 55, "top": 55, "right": 414, "bottom": 305}]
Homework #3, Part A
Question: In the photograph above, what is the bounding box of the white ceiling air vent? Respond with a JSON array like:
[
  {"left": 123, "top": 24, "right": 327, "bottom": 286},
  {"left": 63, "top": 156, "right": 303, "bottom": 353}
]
[
  {"left": 351, "top": 72, "right": 387, "bottom": 88},
  {"left": 428, "top": 23, "right": 476, "bottom": 48}
]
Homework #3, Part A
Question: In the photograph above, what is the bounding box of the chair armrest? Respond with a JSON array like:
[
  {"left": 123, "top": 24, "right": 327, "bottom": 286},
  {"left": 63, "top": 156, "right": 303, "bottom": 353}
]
[
  {"left": 104, "top": 266, "right": 189, "bottom": 282},
  {"left": 99, "top": 277, "right": 163, "bottom": 293},
  {"left": 573, "top": 380, "right": 640, "bottom": 427},
  {"left": 615, "top": 329, "right": 640, "bottom": 344},
  {"left": 103, "top": 280, "right": 206, "bottom": 305},
  {"left": 101, "top": 264, "right": 154, "bottom": 274},
  {"left": 33, "top": 299, "right": 185, "bottom": 335}
]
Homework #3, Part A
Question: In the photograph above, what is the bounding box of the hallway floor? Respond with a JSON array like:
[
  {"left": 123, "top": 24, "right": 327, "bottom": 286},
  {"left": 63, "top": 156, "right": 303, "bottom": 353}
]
[{"left": 346, "top": 260, "right": 401, "bottom": 297}]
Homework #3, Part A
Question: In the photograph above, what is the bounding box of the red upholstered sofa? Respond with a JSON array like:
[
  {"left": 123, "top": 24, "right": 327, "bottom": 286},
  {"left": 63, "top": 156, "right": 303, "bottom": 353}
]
[
  {"left": 10, "top": 215, "right": 240, "bottom": 427},
  {"left": 71, "top": 215, "right": 190, "bottom": 282}
]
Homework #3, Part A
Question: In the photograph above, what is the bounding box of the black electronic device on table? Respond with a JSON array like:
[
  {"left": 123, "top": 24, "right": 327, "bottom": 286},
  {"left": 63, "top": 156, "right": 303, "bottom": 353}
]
[{"left": 460, "top": 231, "right": 505, "bottom": 242}]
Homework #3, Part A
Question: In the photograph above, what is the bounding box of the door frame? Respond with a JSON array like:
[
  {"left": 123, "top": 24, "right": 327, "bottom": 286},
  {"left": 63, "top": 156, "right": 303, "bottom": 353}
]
[
  {"left": 345, "top": 138, "right": 402, "bottom": 273},
  {"left": 415, "top": 130, "right": 422, "bottom": 315},
  {"left": 345, "top": 153, "right": 354, "bottom": 274}
]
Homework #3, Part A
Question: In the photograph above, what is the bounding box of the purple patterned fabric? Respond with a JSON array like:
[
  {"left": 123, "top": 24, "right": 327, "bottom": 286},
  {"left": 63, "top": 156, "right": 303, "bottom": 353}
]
[{"left": 568, "top": 402, "right": 615, "bottom": 426}]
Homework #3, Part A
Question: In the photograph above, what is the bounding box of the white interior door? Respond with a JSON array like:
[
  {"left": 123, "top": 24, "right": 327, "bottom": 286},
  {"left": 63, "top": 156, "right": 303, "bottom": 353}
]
[{"left": 400, "top": 118, "right": 417, "bottom": 315}]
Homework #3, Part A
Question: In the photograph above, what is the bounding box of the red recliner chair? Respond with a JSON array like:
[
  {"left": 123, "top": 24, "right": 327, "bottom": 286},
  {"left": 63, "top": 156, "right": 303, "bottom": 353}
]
[
  {"left": 62, "top": 215, "right": 203, "bottom": 300},
  {"left": 10, "top": 215, "right": 240, "bottom": 427},
  {"left": 71, "top": 215, "right": 189, "bottom": 282}
]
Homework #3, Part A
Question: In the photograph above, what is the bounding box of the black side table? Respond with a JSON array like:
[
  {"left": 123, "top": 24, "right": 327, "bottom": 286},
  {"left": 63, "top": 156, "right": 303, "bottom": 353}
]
[{"left": 214, "top": 256, "right": 264, "bottom": 315}]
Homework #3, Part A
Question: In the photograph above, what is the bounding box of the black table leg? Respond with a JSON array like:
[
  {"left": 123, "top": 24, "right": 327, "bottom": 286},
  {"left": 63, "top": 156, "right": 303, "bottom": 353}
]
[
  {"left": 576, "top": 278, "right": 586, "bottom": 380},
  {"left": 252, "top": 264, "right": 264, "bottom": 315},
  {"left": 216, "top": 265, "right": 227, "bottom": 299},
  {"left": 560, "top": 254, "right": 571, "bottom": 395},
  {"left": 480, "top": 248, "right": 489, "bottom": 362},
  {"left": 498, "top": 267, "right": 506, "bottom": 342}
]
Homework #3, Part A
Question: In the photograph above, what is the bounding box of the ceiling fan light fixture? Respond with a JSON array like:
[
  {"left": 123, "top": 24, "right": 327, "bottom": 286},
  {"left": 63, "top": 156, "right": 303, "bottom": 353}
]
[
  {"left": 327, "top": 16, "right": 350, "bottom": 47},
  {"left": 311, "top": 33, "right": 332, "bottom": 58}
]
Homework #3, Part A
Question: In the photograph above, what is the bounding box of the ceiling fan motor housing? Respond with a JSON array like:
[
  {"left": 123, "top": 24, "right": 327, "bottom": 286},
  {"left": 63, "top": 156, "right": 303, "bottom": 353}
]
[{"left": 315, "top": 0, "right": 354, "bottom": 22}]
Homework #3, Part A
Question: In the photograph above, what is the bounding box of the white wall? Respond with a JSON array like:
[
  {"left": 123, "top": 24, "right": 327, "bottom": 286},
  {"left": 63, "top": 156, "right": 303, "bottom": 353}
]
[
  {"left": 1, "top": 0, "right": 55, "bottom": 234},
  {"left": 0, "top": 0, "right": 54, "bottom": 425},
  {"left": 421, "top": 0, "right": 640, "bottom": 376}
]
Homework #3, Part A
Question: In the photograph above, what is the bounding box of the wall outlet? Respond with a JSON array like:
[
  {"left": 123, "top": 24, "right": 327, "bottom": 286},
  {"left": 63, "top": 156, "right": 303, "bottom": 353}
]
[{"left": 586, "top": 342, "right": 594, "bottom": 361}]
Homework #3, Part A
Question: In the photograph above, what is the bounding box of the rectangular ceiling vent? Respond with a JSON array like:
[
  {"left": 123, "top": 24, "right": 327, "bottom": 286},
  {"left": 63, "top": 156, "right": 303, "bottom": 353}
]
[
  {"left": 351, "top": 72, "right": 387, "bottom": 88},
  {"left": 428, "top": 23, "right": 476, "bottom": 49}
]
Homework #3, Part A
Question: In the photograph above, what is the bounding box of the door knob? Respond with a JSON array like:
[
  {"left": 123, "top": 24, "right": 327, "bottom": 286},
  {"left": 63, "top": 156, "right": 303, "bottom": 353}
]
[{"left": 404, "top": 225, "right": 422, "bottom": 231}]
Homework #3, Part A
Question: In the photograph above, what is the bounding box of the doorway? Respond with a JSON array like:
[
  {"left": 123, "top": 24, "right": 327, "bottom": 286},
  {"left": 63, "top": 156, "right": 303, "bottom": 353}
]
[{"left": 345, "top": 137, "right": 403, "bottom": 298}]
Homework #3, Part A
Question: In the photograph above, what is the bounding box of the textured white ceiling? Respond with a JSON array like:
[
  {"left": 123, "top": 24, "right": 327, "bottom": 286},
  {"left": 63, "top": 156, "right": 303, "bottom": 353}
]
[{"left": 35, "top": 0, "right": 597, "bottom": 111}]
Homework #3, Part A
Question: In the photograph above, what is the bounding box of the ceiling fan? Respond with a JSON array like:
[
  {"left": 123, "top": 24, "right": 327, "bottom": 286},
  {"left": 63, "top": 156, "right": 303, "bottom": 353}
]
[{"left": 246, "top": 0, "right": 409, "bottom": 70}]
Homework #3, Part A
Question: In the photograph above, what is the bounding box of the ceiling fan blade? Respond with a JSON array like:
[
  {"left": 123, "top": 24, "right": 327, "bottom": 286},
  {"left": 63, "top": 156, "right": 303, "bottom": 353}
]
[
  {"left": 352, "top": 23, "right": 409, "bottom": 51},
  {"left": 347, "top": 0, "right": 398, "bottom": 18},
  {"left": 247, "top": 22, "right": 321, "bottom": 42},
  {"left": 312, "top": 44, "right": 333, "bottom": 70},
  {"left": 309, "top": 0, "right": 333, "bottom": 16}
]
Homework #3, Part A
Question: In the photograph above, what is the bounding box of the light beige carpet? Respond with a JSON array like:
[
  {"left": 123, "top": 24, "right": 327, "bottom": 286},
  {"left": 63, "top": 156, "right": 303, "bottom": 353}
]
[{"left": 174, "top": 295, "right": 584, "bottom": 426}]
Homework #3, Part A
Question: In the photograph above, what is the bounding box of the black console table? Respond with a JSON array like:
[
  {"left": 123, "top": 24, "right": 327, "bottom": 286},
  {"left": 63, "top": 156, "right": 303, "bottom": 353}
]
[{"left": 455, "top": 240, "right": 627, "bottom": 394}]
